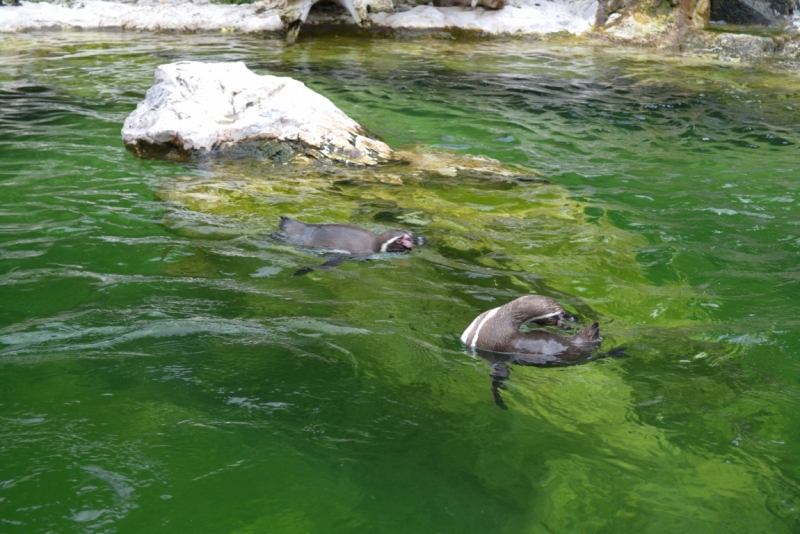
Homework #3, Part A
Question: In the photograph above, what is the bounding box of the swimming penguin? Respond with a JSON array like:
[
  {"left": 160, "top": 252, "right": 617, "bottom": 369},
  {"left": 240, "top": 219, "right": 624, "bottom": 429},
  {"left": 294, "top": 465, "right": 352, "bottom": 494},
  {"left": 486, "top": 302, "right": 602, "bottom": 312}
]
[
  {"left": 274, "top": 216, "right": 428, "bottom": 274},
  {"left": 461, "top": 295, "right": 626, "bottom": 409}
]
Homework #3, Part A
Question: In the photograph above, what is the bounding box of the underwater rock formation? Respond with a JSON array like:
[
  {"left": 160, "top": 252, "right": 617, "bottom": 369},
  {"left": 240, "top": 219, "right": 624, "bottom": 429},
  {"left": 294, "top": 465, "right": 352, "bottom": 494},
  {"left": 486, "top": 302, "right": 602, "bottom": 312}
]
[
  {"left": 122, "top": 61, "right": 397, "bottom": 166},
  {"left": 681, "top": 30, "right": 800, "bottom": 60}
]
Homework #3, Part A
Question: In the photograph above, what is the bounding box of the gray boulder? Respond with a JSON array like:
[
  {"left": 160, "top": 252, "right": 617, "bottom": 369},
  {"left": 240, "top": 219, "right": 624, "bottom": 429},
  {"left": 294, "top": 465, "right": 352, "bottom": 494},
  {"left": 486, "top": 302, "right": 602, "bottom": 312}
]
[
  {"left": 709, "top": 0, "right": 794, "bottom": 26},
  {"left": 122, "top": 61, "right": 398, "bottom": 166}
]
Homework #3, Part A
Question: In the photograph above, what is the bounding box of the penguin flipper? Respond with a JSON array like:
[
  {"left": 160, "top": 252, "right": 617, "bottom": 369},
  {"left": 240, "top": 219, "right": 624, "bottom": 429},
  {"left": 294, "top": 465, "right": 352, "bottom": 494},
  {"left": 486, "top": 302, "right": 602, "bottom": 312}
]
[
  {"left": 293, "top": 266, "right": 315, "bottom": 276},
  {"left": 590, "top": 346, "right": 629, "bottom": 360},
  {"left": 319, "top": 255, "right": 352, "bottom": 268},
  {"left": 292, "top": 254, "right": 353, "bottom": 276}
]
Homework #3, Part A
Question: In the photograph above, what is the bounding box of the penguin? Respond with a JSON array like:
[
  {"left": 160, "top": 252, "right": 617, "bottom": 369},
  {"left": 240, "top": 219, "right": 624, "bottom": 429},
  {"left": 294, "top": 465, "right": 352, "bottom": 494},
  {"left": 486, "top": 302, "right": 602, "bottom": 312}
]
[
  {"left": 461, "top": 295, "right": 626, "bottom": 409},
  {"left": 274, "top": 216, "right": 427, "bottom": 274}
]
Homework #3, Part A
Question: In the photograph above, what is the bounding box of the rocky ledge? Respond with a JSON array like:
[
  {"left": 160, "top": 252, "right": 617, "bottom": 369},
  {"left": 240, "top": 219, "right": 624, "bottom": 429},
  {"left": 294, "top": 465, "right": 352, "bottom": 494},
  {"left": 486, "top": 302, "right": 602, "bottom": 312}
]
[
  {"left": 0, "top": 0, "right": 599, "bottom": 37},
  {"left": 1, "top": 0, "right": 798, "bottom": 61}
]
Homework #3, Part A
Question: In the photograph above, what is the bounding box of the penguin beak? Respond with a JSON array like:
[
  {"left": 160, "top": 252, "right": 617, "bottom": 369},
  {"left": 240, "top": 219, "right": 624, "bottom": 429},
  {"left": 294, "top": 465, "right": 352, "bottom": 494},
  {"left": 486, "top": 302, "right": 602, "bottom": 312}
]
[
  {"left": 557, "top": 312, "right": 577, "bottom": 329},
  {"left": 402, "top": 234, "right": 428, "bottom": 249}
]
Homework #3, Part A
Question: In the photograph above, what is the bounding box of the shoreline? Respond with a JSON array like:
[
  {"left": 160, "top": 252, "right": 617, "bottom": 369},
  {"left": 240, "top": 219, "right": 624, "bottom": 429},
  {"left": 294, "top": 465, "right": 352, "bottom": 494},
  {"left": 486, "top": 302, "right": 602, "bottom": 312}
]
[{"left": 1, "top": 0, "right": 799, "bottom": 64}]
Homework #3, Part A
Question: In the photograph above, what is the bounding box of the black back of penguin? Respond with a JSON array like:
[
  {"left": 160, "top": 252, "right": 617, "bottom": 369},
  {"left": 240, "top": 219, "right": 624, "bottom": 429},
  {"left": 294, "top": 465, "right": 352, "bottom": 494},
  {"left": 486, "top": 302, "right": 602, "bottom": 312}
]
[
  {"left": 278, "top": 217, "right": 427, "bottom": 256},
  {"left": 279, "top": 217, "right": 382, "bottom": 255}
]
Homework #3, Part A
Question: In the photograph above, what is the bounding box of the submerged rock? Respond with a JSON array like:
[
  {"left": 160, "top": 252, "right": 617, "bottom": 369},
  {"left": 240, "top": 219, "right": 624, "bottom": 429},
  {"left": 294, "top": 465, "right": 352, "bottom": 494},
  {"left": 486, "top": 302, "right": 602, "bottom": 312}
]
[
  {"left": 682, "top": 31, "right": 800, "bottom": 61},
  {"left": 122, "top": 61, "right": 398, "bottom": 166}
]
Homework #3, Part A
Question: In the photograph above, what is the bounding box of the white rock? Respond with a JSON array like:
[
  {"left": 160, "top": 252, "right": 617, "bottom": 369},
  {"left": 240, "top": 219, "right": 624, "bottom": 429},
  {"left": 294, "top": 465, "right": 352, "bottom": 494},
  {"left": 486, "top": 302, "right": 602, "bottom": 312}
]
[
  {"left": 0, "top": 0, "right": 599, "bottom": 36},
  {"left": 122, "top": 61, "right": 398, "bottom": 166},
  {"left": 0, "top": 0, "right": 283, "bottom": 33},
  {"left": 370, "top": 0, "right": 598, "bottom": 34}
]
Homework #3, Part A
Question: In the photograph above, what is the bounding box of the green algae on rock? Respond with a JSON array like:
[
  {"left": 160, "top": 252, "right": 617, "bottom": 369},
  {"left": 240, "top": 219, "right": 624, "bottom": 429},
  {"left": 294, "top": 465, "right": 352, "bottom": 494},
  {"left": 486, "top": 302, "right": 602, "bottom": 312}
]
[{"left": 157, "top": 146, "right": 711, "bottom": 337}]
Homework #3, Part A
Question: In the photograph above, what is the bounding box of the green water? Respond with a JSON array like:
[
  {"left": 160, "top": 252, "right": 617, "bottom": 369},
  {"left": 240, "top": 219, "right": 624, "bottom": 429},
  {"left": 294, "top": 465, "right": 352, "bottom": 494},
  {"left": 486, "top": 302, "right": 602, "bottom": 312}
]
[{"left": 1, "top": 32, "right": 799, "bottom": 533}]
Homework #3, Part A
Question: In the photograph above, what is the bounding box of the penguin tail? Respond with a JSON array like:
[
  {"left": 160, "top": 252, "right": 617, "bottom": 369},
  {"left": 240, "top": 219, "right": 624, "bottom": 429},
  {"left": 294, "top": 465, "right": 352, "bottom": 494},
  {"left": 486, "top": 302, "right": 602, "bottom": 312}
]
[
  {"left": 575, "top": 322, "right": 601, "bottom": 343},
  {"left": 279, "top": 216, "right": 309, "bottom": 237},
  {"left": 271, "top": 216, "right": 299, "bottom": 243},
  {"left": 279, "top": 216, "right": 294, "bottom": 231}
]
